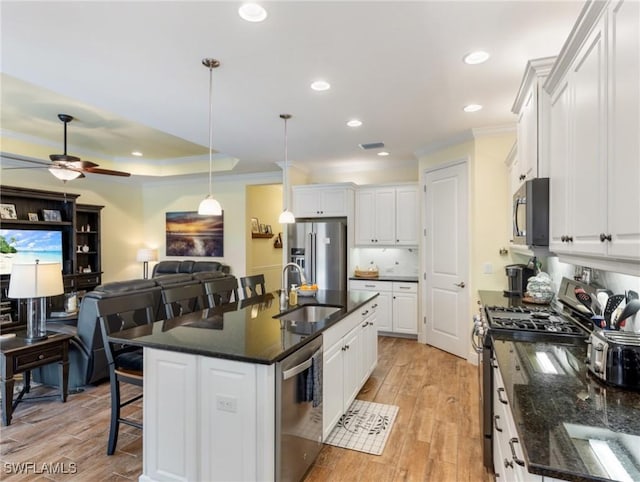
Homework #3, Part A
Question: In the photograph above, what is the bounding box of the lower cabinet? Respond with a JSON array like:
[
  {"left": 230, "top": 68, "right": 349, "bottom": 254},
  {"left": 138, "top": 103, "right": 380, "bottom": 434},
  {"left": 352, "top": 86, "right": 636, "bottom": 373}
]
[
  {"left": 322, "top": 299, "right": 378, "bottom": 440},
  {"left": 492, "top": 359, "right": 542, "bottom": 482},
  {"left": 142, "top": 348, "right": 275, "bottom": 482},
  {"left": 349, "top": 280, "right": 417, "bottom": 335}
]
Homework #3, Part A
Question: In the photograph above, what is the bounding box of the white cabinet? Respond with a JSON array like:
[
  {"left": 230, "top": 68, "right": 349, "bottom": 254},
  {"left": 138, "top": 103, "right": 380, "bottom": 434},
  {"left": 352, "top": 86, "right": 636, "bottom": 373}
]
[
  {"left": 292, "top": 183, "right": 355, "bottom": 218},
  {"left": 143, "top": 348, "right": 274, "bottom": 482},
  {"left": 349, "top": 280, "right": 417, "bottom": 335},
  {"left": 493, "top": 359, "right": 542, "bottom": 482},
  {"left": 355, "top": 184, "right": 419, "bottom": 246},
  {"left": 512, "top": 57, "right": 556, "bottom": 184},
  {"left": 322, "top": 299, "right": 378, "bottom": 440},
  {"left": 392, "top": 282, "right": 418, "bottom": 335},
  {"left": 349, "top": 279, "right": 392, "bottom": 331},
  {"left": 546, "top": 0, "right": 640, "bottom": 266}
]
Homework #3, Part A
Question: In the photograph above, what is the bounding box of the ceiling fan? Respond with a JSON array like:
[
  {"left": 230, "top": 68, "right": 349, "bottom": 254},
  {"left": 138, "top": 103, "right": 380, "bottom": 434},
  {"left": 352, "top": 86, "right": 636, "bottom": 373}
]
[{"left": 2, "top": 114, "right": 131, "bottom": 180}]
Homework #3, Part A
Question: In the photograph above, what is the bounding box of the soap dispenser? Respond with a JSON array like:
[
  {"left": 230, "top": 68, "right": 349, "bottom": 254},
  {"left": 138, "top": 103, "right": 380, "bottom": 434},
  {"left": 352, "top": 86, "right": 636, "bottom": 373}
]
[{"left": 289, "top": 285, "right": 298, "bottom": 305}]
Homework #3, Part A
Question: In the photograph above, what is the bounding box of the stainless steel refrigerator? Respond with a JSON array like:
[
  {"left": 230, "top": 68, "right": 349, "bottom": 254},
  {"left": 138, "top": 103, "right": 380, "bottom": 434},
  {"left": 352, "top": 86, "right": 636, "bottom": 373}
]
[{"left": 287, "top": 218, "right": 347, "bottom": 291}]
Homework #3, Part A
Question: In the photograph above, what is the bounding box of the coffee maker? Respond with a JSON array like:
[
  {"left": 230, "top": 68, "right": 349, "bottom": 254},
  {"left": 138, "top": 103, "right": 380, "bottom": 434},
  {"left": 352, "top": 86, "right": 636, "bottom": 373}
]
[{"left": 504, "top": 264, "right": 535, "bottom": 297}]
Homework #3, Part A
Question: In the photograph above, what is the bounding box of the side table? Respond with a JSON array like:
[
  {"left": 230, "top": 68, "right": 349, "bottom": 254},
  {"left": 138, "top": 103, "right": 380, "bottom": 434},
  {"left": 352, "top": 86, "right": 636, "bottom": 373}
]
[{"left": 0, "top": 331, "right": 73, "bottom": 426}]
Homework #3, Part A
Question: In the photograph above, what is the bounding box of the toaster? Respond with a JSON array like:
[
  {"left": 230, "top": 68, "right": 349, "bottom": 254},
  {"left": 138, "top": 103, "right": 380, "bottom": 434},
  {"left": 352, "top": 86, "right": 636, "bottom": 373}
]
[{"left": 586, "top": 329, "right": 640, "bottom": 389}]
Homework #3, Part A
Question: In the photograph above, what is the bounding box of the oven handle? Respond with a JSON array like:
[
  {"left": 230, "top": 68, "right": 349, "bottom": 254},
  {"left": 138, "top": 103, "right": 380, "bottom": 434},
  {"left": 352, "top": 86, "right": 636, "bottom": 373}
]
[
  {"left": 471, "top": 325, "right": 482, "bottom": 353},
  {"left": 281, "top": 348, "right": 321, "bottom": 380}
]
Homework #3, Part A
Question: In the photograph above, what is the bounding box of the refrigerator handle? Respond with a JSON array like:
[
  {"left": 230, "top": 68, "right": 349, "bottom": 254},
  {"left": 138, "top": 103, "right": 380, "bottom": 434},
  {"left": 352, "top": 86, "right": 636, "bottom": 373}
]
[{"left": 310, "top": 232, "right": 316, "bottom": 283}]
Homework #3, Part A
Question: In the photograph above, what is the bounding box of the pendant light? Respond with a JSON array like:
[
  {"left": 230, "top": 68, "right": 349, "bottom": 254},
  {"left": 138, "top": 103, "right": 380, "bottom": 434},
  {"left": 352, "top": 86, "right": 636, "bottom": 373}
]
[
  {"left": 198, "top": 58, "right": 222, "bottom": 216},
  {"left": 278, "top": 114, "right": 295, "bottom": 224}
]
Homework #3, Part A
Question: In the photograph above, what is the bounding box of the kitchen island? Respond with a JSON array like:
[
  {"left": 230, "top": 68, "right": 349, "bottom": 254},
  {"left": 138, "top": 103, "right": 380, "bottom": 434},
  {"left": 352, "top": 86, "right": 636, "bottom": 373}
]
[
  {"left": 109, "top": 289, "right": 378, "bottom": 482},
  {"left": 492, "top": 337, "right": 640, "bottom": 481}
]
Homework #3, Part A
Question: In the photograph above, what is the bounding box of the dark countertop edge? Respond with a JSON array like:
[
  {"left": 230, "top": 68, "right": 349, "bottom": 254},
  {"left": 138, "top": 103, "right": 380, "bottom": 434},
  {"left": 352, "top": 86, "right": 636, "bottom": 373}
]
[
  {"left": 349, "top": 276, "right": 419, "bottom": 283},
  {"left": 109, "top": 292, "right": 380, "bottom": 365}
]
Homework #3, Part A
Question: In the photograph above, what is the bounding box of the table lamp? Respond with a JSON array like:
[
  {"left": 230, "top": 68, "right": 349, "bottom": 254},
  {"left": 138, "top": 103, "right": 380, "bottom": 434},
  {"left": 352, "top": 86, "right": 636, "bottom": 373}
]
[
  {"left": 136, "top": 248, "right": 158, "bottom": 279},
  {"left": 8, "top": 261, "right": 64, "bottom": 342}
]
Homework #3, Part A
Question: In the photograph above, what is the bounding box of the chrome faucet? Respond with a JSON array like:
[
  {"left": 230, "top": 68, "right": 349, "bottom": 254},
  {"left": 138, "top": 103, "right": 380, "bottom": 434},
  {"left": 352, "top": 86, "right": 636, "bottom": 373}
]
[{"left": 280, "top": 262, "right": 307, "bottom": 309}]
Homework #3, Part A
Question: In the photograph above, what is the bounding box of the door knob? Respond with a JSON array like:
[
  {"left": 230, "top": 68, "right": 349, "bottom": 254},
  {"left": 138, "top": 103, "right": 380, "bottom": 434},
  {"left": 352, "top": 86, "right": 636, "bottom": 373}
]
[{"left": 454, "top": 282, "right": 466, "bottom": 288}]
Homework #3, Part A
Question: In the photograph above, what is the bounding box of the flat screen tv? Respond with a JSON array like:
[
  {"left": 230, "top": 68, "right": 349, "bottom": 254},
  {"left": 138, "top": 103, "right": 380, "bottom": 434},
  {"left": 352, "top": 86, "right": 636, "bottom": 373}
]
[{"left": 0, "top": 229, "right": 64, "bottom": 276}]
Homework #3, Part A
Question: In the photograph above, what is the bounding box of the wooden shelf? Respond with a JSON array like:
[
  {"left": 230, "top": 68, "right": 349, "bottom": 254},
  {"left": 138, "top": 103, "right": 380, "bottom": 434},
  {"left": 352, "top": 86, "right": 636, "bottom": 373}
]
[{"left": 252, "top": 233, "right": 274, "bottom": 239}]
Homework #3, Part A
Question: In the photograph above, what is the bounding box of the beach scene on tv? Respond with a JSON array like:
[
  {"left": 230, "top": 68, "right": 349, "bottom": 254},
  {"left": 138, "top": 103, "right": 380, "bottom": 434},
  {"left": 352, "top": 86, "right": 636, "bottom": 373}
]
[{"left": 0, "top": 229, "right": 63, "bottom": 275}]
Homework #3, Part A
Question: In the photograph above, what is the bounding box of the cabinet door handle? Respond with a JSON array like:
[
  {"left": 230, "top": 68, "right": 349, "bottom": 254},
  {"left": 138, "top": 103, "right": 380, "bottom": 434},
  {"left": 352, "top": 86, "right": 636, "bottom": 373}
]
[
  {"left": 508, "top": 438, "right": 525, "bottom": 467},
  {"left": 454, "top": 282, "right": 465, "bottom": 288},
  {"left": 496, "top": 387, "right": 508, "bottom": 405},
  {"left": 494, "top": 414, "right": 503, "bottom": 432},
  {"left": 600, "top": 233, "right": 612, "bottom": 242}
]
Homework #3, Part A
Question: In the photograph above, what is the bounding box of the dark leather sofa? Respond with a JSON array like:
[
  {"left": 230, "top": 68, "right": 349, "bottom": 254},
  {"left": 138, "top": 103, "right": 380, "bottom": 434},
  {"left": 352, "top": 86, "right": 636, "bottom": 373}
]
[{"left": 34, "top": 261, "right": 232, "bottom": 389}]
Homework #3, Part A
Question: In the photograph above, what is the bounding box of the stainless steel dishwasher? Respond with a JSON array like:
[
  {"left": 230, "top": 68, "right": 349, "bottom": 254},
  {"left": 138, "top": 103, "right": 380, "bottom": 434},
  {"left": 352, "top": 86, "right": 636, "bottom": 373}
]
[{"left": 275, "top": 335, "right": 323, "bottom": 482}]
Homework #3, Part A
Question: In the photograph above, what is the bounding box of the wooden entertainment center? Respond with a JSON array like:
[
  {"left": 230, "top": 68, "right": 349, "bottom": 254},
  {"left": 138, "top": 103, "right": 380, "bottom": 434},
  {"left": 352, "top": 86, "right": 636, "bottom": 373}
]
[{"left": 0, "top": 185, "right": 103, "bottom": 329}]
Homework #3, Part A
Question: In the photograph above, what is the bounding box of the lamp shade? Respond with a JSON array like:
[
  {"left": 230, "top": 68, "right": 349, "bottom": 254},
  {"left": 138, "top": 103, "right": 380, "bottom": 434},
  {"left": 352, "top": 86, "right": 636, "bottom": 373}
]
[
  {"left": 136, "top": 248, "right": 158, "bottom": 263},
  {"left": 278, "top": 209, "right": 295, "bottom": 224},
  {"left": 48, "top": 167, "right": 82, "bottom": 181},
  {"left": 198, "top": 196, "right": 222, "bottom": 216},
  {"left": 8, "top": 262, "right": 64, "bottom": 299}
]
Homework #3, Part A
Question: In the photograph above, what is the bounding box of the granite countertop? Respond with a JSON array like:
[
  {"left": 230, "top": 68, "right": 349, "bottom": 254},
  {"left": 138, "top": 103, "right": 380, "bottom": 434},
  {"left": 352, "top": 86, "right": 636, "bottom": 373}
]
[
  {"left": 108, "top": 289, "right": 377, "bottom": 365},
  {"left": 349, "top": 275, "right": 419, "bottom": 283},
  {"left": 493, "top": 337, "right": 640, "bottom": 481}
]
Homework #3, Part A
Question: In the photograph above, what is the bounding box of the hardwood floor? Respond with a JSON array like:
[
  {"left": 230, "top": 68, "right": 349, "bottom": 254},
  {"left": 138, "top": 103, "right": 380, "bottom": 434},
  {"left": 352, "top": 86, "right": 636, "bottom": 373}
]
[{"left": 0, "top": 337, "right": 492, "bottom": 481}]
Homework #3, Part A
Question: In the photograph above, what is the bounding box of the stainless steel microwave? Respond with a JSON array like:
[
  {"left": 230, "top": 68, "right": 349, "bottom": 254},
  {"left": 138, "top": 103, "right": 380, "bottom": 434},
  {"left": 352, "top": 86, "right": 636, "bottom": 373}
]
[{"left": 512, "top": 178, "right": 549, "bottom": 246}]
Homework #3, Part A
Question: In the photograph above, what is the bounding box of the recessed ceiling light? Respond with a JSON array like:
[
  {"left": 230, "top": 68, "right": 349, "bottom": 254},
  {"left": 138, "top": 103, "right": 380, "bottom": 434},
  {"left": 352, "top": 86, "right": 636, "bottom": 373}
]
[
  {"left": 346, "top": 119, "right": 362, "bottom": 127},
  {"left": 377, "top": 151, "right": 390, "bottom": 156},
  {"left": 131, "top": 151, "right": 143, "bottom": 157},
  {"left": 463, "top": 51, "right": 490, "bottom": 65},
  {"left": 310, "top": 80, "right": 331, "bottom": 91},
  {"left": 238, "top": 3, "right": 267, "bottom": 22},
  {"left": 463, "top": 104, "right": 483, "bottom": 113}
]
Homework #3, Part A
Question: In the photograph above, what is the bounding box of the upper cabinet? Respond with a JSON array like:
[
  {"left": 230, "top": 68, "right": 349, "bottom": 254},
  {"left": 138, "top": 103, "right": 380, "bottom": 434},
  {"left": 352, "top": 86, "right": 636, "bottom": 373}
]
[
  {"left": 292, "top": 183, "right": 355, "bottom": 218},
  {"left": 545, "top": 0, "right": 640, "bottom": 268},
  {"left": 511, "top": 57, "right": 556, "bottom": 188},
  {"left": 355, "top": 184, "right": 419, "bottom": 246}
]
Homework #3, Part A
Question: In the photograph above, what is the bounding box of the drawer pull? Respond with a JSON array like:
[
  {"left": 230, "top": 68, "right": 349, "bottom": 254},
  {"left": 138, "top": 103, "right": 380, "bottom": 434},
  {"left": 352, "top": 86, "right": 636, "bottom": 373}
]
[
  {"left": 504, "top": 458, "right": 514, "bottom": 469},
  {"left": 494, "top": 414, "right": 503, "bottom": 432},
  {"left": 38, "top": 354, "right": 45, "bottom": 360},
  {"left": 497, "top": 387, "right": 508, "bottom": 405},
  {"left": 509, "top": 438, "right": 525, "bottom": 466}
]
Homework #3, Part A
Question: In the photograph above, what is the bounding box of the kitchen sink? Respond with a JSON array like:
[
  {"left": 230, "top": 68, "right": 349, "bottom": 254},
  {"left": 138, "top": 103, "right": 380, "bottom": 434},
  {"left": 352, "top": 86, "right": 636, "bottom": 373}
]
[{"left": 277, "top": 305, "right": 341, "bottom": 323}]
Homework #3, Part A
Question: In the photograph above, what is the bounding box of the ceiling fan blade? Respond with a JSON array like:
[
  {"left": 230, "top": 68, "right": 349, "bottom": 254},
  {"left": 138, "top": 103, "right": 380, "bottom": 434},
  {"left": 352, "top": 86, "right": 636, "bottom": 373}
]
[
  {"left": 83, "top": 166, "right": 131, "bottom": 177},
  {"left": 1, "top": 152, "right": 51, "bottom": 166}
]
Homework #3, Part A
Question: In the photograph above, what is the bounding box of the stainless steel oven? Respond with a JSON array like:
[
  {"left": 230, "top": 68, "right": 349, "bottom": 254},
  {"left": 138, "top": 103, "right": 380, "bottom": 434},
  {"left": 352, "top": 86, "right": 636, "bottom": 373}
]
[{"left": 275, "top": 335, "right": 323, "bottom": 482}]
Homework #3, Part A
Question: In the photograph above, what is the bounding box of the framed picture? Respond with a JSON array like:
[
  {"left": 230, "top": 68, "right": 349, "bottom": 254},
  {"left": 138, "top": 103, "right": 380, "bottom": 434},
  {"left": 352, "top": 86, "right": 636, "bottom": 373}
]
[
  {"left": 28, "top": 212, "right": 39, "bottom": 221},
  {"left": 265, "top": 224, "right": 272, "bottom": 234},
  {"left": 0, "top": 313, "right": 12, "bottom": 324},
  {"left": 166, "top": 211, "right": 224, "bottom": 257},
  {"left": 250, "top": 217, "right": 260, "bottom": 233},
  {"left": 0, "top": 204, "right": 17, "bottom": 220},
  {"left": 260, "top": 223, "right": 267, "bottom": 233},
  {"left": 42, "top": 209, "right": 62, "bottom": 222}
]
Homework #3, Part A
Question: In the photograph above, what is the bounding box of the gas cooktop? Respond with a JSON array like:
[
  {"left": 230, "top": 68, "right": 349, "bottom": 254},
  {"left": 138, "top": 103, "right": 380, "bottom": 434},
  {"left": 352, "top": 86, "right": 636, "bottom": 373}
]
[{"left": 479, "top": 294, "right": 589, "bottom": 342}]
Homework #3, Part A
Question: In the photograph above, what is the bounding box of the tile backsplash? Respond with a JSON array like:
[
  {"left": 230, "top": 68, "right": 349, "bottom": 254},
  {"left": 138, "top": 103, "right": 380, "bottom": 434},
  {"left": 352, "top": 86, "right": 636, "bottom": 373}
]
[
  {"left": 546, "top": 257, "right": 640, "bottom": 295},
  {"left": 350, "top": 247, "right": 419, "bottom": 277}
]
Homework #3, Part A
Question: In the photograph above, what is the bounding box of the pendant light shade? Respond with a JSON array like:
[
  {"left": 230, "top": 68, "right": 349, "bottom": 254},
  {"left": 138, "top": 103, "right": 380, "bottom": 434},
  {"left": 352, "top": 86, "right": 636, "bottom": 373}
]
[
  {"left": 279, "top": 113, "right": 295, "bottom": 224},
  {"left": 198, "top": 58, "right": 222, "bottom": 216}
]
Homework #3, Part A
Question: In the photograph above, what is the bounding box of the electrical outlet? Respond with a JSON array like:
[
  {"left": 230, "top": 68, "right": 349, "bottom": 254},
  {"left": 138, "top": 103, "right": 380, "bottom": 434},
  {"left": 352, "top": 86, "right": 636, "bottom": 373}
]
[
  {"left": 216, "top": 395, "right": 238, "bottom": 413},
  {"left": 483, "top": 262, "right": 493, "bottom": 274}
]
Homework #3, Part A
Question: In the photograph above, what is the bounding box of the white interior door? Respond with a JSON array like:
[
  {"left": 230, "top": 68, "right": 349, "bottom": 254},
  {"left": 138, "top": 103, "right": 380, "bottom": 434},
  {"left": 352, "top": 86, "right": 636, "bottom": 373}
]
[{"left": 422, "top": 160, "right": 469, "bottom": 359}]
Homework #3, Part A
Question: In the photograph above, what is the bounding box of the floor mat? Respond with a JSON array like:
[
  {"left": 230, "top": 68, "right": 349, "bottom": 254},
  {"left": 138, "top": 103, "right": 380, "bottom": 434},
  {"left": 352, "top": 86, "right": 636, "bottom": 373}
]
[{"left": 325, "top": 399, "right": 399, "bottom": 455}]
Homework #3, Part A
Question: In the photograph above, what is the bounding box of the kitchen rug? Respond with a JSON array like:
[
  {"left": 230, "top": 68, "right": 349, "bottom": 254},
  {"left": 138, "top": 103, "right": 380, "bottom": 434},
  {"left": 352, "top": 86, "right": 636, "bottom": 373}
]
[{"left": 325, "top": 399, "right": 399, "bottom": 455}]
